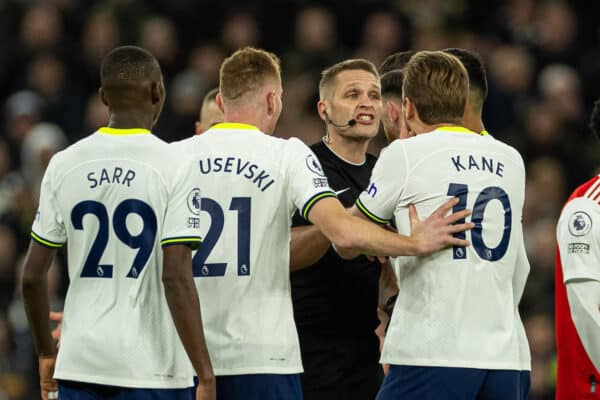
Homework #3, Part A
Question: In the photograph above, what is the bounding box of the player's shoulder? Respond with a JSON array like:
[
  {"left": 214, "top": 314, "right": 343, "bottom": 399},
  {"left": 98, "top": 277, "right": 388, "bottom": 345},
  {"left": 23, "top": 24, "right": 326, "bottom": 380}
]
[
  {"left": 558, "top": 175, "right": 600, "bottom": 227},
  {"left": 484, "top": 134, "right": 525, "bottom": 165}
]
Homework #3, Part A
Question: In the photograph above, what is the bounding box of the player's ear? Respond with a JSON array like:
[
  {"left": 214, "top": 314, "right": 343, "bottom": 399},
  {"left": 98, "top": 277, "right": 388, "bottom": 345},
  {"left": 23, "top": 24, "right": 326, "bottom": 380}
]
[
  {"left": 403, "top": 96, "right": 415, "bottom": 122},
  {"left": 317, "top": 101, "right": 328, "bottom": 122},
  {"left": 195, "top": 121, "right": 203, "bottom": 135},
  {"left": 387, "top": 100, "right": 400, "bottom": 123},
  {"left": 216, "top": 93, "right": 225, "bottom": 114},
  {"left": 151, "top": 81, "right": 161, "bottom": 105},
  {"left": 99, "top": 87, "right": 108, "bottom": 107},
  {"left": 267, "top": 91, "right": 276, "bottom": 116}
]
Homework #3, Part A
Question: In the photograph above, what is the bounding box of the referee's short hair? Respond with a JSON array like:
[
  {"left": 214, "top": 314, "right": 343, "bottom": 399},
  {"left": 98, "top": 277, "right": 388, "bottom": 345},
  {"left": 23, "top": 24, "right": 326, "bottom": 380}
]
[{"left": 319, "top": 59, "right": 379, "bottom": 101}]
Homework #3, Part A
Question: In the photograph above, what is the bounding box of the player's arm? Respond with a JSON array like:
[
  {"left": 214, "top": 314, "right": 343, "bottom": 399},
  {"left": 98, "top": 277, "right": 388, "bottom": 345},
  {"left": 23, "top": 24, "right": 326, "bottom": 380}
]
[
  {"left": 162, "top": 244, "right": 216, "bottom": 392},
  {"left": 566, "top": 280, "right": 600, "bottom": 371},
  {"left": 307, "top": 196, "right": 471, "bottom": 258},
  {"left": 21, "top": 240, "right": 58, "bottom": 399},
  {"left": 290, "top": 225, "right": 330, "bottom": 271},
  {"left": 558, "top": 198, "right": 600, "bottom": 371}
]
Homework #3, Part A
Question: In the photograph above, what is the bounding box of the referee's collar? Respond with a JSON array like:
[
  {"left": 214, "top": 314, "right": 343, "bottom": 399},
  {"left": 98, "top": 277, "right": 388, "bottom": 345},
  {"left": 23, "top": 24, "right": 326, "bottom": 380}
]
[{"left": 211, "top": 122, "right": 260, "bottom": 131}]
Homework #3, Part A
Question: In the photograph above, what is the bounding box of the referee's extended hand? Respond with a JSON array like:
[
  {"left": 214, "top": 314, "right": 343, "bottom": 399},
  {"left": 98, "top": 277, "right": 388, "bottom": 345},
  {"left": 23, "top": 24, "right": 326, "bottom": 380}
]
[
  {"left": 196, "top": 378, "right": 216, "bottom": 400},
  {"left": 410, "top": 197, "right": 473, "bottom": 255}
]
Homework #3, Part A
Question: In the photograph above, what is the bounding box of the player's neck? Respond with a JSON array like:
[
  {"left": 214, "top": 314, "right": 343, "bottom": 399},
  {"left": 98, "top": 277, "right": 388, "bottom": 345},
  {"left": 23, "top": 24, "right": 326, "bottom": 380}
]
[
  {"left": 463, "top": 111, "right": 485, "bottom": 134},
  {"left": 223, "top": 111, "right": 270, "bottom": 134},
  {"left": 324, "top": 135, "right": 368, "bottom": 165},
  {"left": 107, "top": 112, "right": 154, "bottom": 131}
]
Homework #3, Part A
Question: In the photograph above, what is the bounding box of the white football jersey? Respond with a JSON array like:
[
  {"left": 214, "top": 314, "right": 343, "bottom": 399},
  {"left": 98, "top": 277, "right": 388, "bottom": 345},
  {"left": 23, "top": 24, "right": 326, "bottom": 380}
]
[
  {"left": 172, "top": 122, "right": 335, "bottom": 375},
  {"left": 32, "top": 127, "right": 202, "bottom": 388},
  {"left": 357, "top": 127, "right": 531, "bottom": 370}
]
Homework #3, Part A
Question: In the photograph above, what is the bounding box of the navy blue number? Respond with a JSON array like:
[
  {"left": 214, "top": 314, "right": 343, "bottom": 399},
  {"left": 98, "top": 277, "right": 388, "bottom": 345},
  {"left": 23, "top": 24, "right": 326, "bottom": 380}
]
[
  {"left": 471, "top": 186, "right": 512, "bottom": 261},
  {"left": 113, "top": 199, "right": 158, "bottom": 278},
  {"left": 447, "top": 184, "right": 512, "bottom": 261},
  {"left": 71, "top": 201, "right": 113, "bottom": 278},
  {"left": 71, "top": 200, "right": 157, "bottom": 279},
  {"left": 230, "top": 197, "right": 251, "bottom": 276},
  {"left": 192, "top": 197, "right": 252, "bottom": 278},
  {"left": 192, "top": 198, "right": 227, "bottom": 277},
  {"left": 446, "top": 183, "right": 468, "bottom": 260}
]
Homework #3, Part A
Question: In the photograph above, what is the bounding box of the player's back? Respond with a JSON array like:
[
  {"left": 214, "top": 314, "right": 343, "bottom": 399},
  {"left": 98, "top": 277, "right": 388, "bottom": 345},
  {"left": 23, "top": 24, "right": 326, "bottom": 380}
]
[
  {"left": 174, "top": 122, "right": 331, "bottom": 376},
  {"left": 34, "top": 128, "right": 194, "bottom": 388},
  {"left": 370, "top": 127, "right": 528, "bottom": 369}
]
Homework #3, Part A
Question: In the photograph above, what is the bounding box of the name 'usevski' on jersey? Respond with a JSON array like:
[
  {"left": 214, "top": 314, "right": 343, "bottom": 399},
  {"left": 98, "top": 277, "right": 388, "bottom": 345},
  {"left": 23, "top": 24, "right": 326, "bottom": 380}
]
[{"left": 171, "top": 122, "right": 336, "bottom": 376}]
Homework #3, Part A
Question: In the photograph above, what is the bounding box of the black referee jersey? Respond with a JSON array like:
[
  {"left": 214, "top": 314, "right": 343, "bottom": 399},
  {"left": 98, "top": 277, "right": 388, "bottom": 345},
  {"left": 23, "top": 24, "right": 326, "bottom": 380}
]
[{"left": 291, "top": 140, "right": 383, "bottom": 398}]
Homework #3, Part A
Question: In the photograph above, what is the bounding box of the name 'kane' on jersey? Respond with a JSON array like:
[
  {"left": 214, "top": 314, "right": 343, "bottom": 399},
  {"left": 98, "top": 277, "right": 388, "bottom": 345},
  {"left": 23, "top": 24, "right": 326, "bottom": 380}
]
[
  {"left": 31, "top": 127, "right": 202, "bottom": 388},
  {"left": 172, "top": 122, "right": 336, "bottom": 376},
  {"left": 357, "top": 127, "right": 531, "bottom": 370}
]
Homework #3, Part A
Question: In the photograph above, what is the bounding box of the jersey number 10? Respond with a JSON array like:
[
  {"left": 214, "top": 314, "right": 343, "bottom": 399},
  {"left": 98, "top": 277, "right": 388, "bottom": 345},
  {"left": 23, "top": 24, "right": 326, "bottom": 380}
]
[{"left": 447, "top": 183, "right": 512, "bottom": 261}]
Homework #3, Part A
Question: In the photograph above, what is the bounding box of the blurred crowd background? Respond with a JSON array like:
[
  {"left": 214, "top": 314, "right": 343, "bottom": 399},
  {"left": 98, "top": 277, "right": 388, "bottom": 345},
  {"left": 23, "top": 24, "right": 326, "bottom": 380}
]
[{"left": 0, "top": 0, "right": 599, "bottom": 398}]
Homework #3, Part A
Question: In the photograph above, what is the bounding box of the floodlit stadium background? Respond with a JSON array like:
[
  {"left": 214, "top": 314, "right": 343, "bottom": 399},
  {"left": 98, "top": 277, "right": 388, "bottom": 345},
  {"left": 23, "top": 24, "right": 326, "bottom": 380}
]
[{"left": 1, "top": 0, "right": 599, "bottom": 398}]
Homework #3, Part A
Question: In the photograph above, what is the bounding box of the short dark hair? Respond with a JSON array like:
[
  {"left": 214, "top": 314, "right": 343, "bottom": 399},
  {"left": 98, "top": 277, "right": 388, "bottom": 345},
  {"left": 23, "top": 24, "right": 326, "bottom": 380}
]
[
  {"left": 443, "top": 48, "right": 487, "bottom": 111},
  {"left": 100, "top": 45, "right": 159, "bottom": 84},
  {"left": 590, "top": 98, "right": 600, "bottom": 139},
  {"left": 380, "top": 69, "right": 404, "bottom": 98},
  {"left": 379, "top": 50, "right": 416, "bottom": 75}
]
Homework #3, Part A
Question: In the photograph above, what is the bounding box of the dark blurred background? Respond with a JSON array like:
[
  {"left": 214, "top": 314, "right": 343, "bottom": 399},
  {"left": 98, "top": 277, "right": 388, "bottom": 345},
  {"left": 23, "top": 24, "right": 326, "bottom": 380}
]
[{"left": 1, "top": 0, "right": 600, "bottom": 398}]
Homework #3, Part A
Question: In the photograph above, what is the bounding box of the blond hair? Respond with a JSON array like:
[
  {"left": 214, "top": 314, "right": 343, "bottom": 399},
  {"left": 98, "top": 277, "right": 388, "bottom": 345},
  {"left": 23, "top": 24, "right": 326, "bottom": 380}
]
[
  {"left": 219, "top": 47, "right": 281, "bottom": 103},
  {"left": 319, "top": 59, "right": 379, "bottom": 101},
  {"left": 402, "top": 51, "right": 468, "bottom": 125}
]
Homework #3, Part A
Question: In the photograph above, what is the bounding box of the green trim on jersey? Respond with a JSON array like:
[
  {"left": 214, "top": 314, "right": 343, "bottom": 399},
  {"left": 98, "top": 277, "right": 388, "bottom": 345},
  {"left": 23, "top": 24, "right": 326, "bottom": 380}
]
[
  {"left": 31, "top": 231, "right": 64, "bottom": 248},
  {"left": 211, "top": 122, "right": 260, "bottom": 131},
  {"left": 356, "top": 198, "right": 390, "bottom": 224},
  {"left": 301, "top": 191, "right": 337, "bottom": 220},
  {"left": 98, "top": 127, "right": 151, "bottom": 135},
  {"left": 160, "top": 236, "right": 203, "bottom": 249}
]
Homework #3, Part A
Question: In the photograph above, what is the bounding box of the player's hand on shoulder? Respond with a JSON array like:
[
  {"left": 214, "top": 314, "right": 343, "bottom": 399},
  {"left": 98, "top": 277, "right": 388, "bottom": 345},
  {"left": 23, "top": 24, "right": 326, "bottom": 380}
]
[
  {"left": 38, "top": 355, "right": 58, "bottom": 400},
  {"left": 410, "top": 198, "right": 473, "bottom": 255}
]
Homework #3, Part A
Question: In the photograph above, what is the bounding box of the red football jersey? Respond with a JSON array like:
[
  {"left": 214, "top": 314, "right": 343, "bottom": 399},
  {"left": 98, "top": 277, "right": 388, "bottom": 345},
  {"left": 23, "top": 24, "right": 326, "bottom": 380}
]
[{"left": 556, "top": 175, "right": 600, "bottom": 399}]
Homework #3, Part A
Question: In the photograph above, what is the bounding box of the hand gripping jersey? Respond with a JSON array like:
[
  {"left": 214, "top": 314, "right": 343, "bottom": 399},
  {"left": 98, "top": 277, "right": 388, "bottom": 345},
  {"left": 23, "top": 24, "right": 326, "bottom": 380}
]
[
  {"left": 31, "top": 127, "right": 202, "bottom": 388},
  {"left": 555, "top": 175, "right": 600, "bottom": 398},
  {"left": 171, "top": 123, "right": 335, "bottom": 376},
  {"left": 357, "top": 127, "right": 531, "bottom": 370}
]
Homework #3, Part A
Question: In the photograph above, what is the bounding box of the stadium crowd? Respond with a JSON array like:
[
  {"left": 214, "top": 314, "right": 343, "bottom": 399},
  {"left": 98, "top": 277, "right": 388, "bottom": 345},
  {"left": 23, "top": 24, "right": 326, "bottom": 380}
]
[{"left": 1, "top": 0, "right": 599, "bottom": 398}]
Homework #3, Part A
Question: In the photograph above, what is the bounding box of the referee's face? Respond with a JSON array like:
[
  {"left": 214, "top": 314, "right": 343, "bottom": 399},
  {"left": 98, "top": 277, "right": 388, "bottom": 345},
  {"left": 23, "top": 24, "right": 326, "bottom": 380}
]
[{"left": 330, "top": 69, "right": 382, "bottom": 141}]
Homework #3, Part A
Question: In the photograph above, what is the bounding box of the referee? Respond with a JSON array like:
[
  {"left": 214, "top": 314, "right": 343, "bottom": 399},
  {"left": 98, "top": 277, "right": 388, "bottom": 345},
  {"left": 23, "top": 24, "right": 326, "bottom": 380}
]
[{"left": 290, "top": 59, "right": 390, "bottom": 400}]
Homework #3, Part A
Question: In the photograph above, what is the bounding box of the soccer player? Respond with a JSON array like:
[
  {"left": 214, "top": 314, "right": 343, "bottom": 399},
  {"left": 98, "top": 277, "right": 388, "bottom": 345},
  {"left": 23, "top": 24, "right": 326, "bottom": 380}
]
[
  {"left": 355, "top": 50, "right": 531, "bottom": 399},
  {"left": 290, "top": 59, "right": 395, "bottom": 400},
  {"left": 172, "top": 47, "right": 473, "bottom": 400},
  {"left": 195, "top": 88, "right": 223, "bottom": 134},
  {"left": 21, "top": 46, "right": 215, "bottom": 400},
  {"left": 555, "top": 98, "right": 600, "bottom": 399},
  {"left": 380, "top": 68, "right": 413, "bottom": 143}
]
